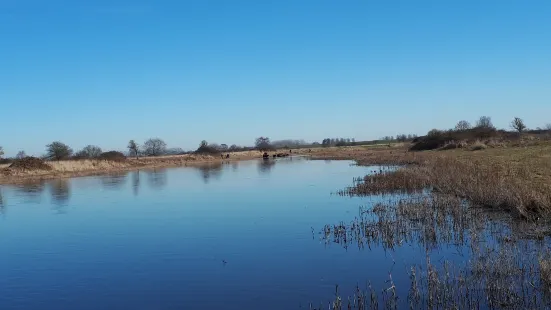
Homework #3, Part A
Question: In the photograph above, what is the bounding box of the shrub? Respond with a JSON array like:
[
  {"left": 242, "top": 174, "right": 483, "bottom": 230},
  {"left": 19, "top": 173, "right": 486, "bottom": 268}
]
[
  {"left": 470, "top": 140, "right": 487, "bottom": 151},
  {"left": 98, "top": 151, "right": 126, "bottom": 161},
  {"left": 9, "top": 157, "right": 52, "bottom": 170},
  {"left": 410, "top": 127, "right": 500, "bottom": 151},
  {"left": 195, "top": 145, "right": 221, "bottom": 154}
]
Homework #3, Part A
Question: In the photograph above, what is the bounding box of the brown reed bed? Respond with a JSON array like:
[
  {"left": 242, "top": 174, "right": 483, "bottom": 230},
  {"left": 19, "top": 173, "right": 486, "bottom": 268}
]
[
  {"left": 338, "top": 168, "right": 429, "bottom": 196},
  {"left": 340, "top": 148, "right": 551, "bottom": 219},
  {"left": 311, "top": 243, "right": 549, "bottom": 309},
  {"left": 311, "top": 193, "right": 551, "bottom": 309}
]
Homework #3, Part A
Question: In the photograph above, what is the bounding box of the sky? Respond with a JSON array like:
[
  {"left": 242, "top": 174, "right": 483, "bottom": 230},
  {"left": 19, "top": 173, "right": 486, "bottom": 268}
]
[{"left": 1, "top": 0, "right": 550, "bottom": 156}]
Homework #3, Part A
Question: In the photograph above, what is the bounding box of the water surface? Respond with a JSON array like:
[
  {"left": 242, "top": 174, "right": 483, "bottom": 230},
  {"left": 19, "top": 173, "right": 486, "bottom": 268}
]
[
  {"left": 0, "top": 158, "right": 385, "bottom": 309},
  {"left": 1, "top": 157, "right": 544, "bottom": 309}
]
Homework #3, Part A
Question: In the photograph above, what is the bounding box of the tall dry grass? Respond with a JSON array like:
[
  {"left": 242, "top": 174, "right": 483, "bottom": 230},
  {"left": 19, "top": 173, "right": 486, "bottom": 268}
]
[
  {"left": 343, "top": 145, "right": 551, "bottom": 218},
  {"left": 423, "top": 156, "right": 551, "bottom": 218}
]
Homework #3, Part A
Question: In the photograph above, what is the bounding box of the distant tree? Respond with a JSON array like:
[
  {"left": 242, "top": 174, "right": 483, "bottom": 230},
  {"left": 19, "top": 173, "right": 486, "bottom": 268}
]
[
  {"left": 351, "top": 138, "right": 355, "bottom": 143},
  {"left": 322, "top": 138, "right": 331, "bottom": 147},
  {"left": 475, "top": 116, "right": 494, "bottom": 129},
  {"left": 455, "top": 120, "right": 471, "bottom": 131},
  {"left": 128, "top": 140, "right": 139, "bottom": 159},
  {"left": 16, "top": 151, "right": 27, "bottom": 159},
  {"left": 545, "top": 123, "right": 551, "bottom": 130},
  {"left": 219, "top": 144, "right": 229, "bottom": 151},
  {"left": 209, "top": 143, "right": 221, "bottom": 151},
  {"left": 45, "top": 141, "right": 73, "bottom": 160},
  {"left": 229, "top": 144, "right": 239, "bottom": 151},
  {"left": 0, "top": 146, "right": 4, "bottom": 158},
  {"left": 510, "top": 117, "right": 526, "bottom": 133},
  {"left": 143, "top": 138, "right": 167, "bottom": 156},
  {"left": 335, "top": 139, "right": 347, "bottom": 147},
  {"left": 75, "top": 145, "right": 102, "bottom": 159},
  {"left": 255, "top": 137, "right": 272, "bottom": 151},
  {"left": 396, "top": 134, "right": 410, "bottom": 142},
  {"left": 427, "top": 129, "right": 442, "bottom": 137},
  {"left": 195, "top": 141, "right": 220, "bottom": 154},
  {"left": 165, "top": 147, "right": 184, "bottom": 155}
]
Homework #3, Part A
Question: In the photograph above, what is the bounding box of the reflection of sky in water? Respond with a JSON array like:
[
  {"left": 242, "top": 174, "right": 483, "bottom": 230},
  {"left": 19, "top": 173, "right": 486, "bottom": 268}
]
[{"left": 0, "top": 158, "right": 537, "bottom": 309}]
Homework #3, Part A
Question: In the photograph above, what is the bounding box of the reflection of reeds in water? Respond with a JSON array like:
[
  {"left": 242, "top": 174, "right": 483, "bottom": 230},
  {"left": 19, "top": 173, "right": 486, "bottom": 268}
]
[
  {"left": 132, "top": 170, "right": 140, "bottom": 196},
  {"left": 312, "top": 193, "right": 551, "bottom": 309},
  {"left": 49, "top": 179, "right": 70, "bottom": 206},
  {"left": 321, "top": 195, "right": 481, "bottom": 251},
  {"left": 258, "top": 159, "right": 276, "bottom": 174},
  {"left": 196, "top": 163, "right": 223, "bottom": 184},
  {"left": 146, "top": 169, "right": 168, "bottom": 189},
  {"left": 0, "top": 188, "right": 4, "bottom": 214},
  {"left": 100, "top": 172, "right": 128, "bottom": 190}
]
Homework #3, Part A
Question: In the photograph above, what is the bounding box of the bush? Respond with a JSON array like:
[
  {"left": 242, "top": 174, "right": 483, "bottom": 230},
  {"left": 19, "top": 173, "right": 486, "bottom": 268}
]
[
  {"left": 410, "top": 127, "right": 500, "bottom": 151},
  {"left": 470, "top": 140, "right": 487, "bottom": 151},
  {"left": 0, "top": 158, "right": 13, "bottom": 165},
  {"left": 98, "top": 151, "right": 126, "bottom": 161},
  {"left": 195, "top": 145, "right": 221, "bottom": 155},
  {"left": 9, "top": 157, "right": 52, "bottom": 170}
]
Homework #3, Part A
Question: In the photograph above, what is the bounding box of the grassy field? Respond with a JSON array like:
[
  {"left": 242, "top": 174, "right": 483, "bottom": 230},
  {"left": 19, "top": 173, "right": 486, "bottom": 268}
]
[{"left": 320, "top": 141, "right": 551, "bottom": 219}]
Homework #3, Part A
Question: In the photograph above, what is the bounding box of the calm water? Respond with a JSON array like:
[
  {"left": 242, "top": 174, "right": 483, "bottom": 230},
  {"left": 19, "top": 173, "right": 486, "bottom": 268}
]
[{"left": 0, "top": 157, "right": 525, "bottom": 309}]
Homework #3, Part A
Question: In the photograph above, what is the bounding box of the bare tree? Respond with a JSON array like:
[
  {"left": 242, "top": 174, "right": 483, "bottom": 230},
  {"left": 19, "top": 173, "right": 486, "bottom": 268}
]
[
  {"left": 75, "top": 145, "right": 102, "bottom": 159},
  {"left": 16, "top": 151, "right": 27, "bottom": 159},
  {"left": 545, "top": 123, "right": 551, "bottom": 130},
  {"left": 255, "top": 137, "right": 272, "bottom": 151},
  {"left": 455, "top": 120, "right": 471, "bottom": 131},
  {"left": 0, "top": 146, "right": 4, "bottom": 158},
  {"left": 45, "top": 141, "right": 73, "bottom": 160},
  {"left": 510, "top": 117, "right": 526, "bottom": 133},
  {"left": 143, "top": 138, "right": 167, "bottom": 156},
  {"left": 427, "top": 129, "right": 442, "bottom": 137},
  {"left": 128, "top": 140, "right": 139, "bottom": 159},
  {"left": 229, "top": 144, "right": 239, "bottom": 151},
  {"left": 475, "top": 116, "right": 494, "bottom": 129}
]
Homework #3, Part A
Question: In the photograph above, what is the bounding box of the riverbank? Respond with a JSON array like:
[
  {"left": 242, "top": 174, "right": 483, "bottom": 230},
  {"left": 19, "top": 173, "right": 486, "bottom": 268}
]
[
  {"left": 0, "top": 151, "right": 265, "bottom": 185},
  {"left": 2, "top": 142, "right": 551, "bottom": 218},
  {"left": 319, "top": 141, "right": 551, "bottom": 219}
]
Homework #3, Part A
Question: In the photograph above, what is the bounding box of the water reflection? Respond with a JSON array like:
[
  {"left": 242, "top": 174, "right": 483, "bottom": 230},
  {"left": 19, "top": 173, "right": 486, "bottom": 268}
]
[
  {"left": 15, "top": 181, "right": 46, "bottom": 203},
  {"left": 257, "top": 159, "right": 276, "bottom": 175},
  {"left": 195, "top": 163, "right": 223, "bottom": 184},
  {"left": 48, "top": 179, "right": 70, "bottom": 213},
  {"left": 100, "top": 172, "right": 128, "bottom": 190},
  {"left": 146, "top": 169, "right": 167, "bottom": 190},
  {"left": 231, "top": 162, "right": 239, "bottom": 172},
  {"left": 132, "top": 170, "right": 140, "bottom": 196},
  {"left": 0, "top": 189, "right": 5, "bottom": 215}
]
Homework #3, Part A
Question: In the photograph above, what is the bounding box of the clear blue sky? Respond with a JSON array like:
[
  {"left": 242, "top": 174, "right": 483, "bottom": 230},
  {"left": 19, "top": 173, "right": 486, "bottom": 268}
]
[{"left": 1, "top": 0, "right": 550, "bottom": 156}]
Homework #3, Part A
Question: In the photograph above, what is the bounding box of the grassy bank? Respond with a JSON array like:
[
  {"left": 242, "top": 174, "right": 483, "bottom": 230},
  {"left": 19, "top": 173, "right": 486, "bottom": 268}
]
[
  {"left": 0, "top": 150, "right": 264, "bottom": 185},
  {"left": 310, "top": 140, "right": 551, "bottom": 308},
  {"left": 313, "top": 141, "right": 551, "bottom": 219}
]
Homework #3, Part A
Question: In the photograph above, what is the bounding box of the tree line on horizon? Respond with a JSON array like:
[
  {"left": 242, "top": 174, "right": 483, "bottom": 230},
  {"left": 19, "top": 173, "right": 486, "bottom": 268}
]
[
  {"left": 429, "top": 115, "right": 550, "bottom": 137},
  {"left": 1, "top": 117, "right": 550, "bottom": 162}
]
